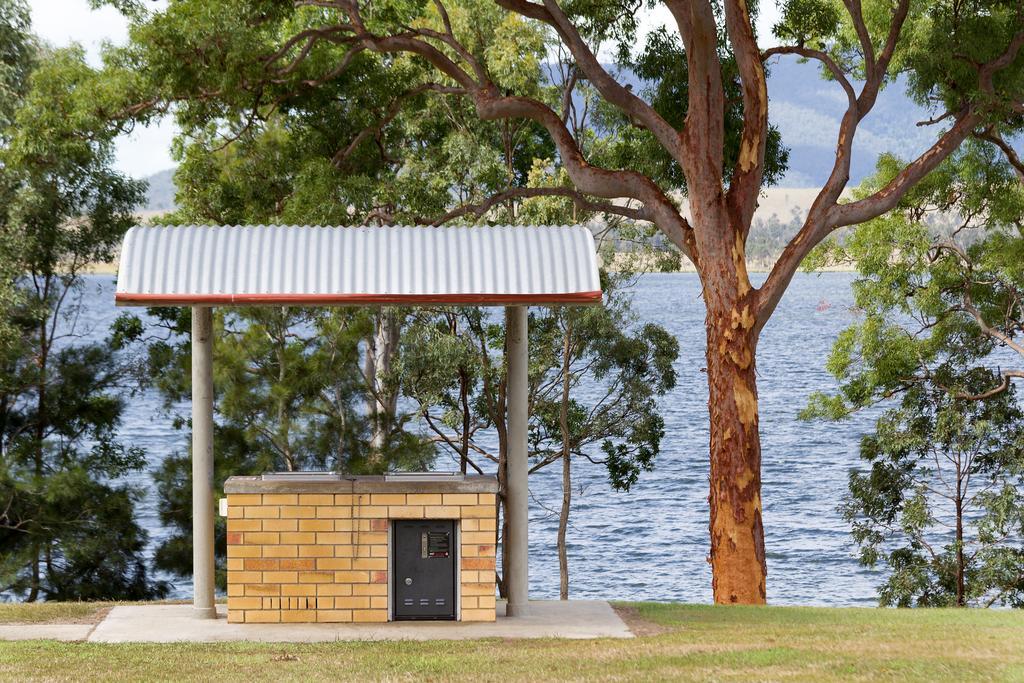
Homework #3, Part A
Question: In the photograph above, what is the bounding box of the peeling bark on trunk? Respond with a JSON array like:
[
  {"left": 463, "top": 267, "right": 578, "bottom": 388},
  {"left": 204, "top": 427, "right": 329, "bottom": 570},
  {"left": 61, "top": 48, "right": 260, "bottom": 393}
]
[
  {"left": 697, "top": 217, "right": 767, "bottom": 605},
  {"left": 705, "top": 320, "right": 766, "bottom": 604}
]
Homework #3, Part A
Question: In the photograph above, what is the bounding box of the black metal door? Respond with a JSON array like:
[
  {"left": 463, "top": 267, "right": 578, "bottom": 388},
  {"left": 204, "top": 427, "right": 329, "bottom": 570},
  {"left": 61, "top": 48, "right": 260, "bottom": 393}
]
[{"left": 393, "top": 520, "right": 456, "bottom": 620}]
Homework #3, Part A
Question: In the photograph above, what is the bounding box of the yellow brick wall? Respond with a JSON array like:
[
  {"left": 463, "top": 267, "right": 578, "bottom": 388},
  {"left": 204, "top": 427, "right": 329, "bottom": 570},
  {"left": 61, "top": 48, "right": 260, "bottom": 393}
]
[{"left": 225, "top": 491, "right": 498, "bottom": 623}]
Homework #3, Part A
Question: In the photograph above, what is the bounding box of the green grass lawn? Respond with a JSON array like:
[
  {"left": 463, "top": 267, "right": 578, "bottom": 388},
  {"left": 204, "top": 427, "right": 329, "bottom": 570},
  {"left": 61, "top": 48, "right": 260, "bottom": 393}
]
[
  {"left": 1, "top": 602, "right": 1022, "bottom": 682},
  {"left": 0, "top": 601, "right": 113, "bottom": 624},
  {"left": 0, "top": 599, "right": 205, "bottom": 625}
]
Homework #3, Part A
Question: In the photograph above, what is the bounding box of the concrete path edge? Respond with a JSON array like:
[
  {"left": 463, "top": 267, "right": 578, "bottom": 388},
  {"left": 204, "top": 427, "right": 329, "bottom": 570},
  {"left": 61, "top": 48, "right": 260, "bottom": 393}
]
[
  {"left": 84, "top": 600, "right": 633, "bottom": 643},
  {"left": 0, "top": 624, "right": 93, "bottom": 642}
]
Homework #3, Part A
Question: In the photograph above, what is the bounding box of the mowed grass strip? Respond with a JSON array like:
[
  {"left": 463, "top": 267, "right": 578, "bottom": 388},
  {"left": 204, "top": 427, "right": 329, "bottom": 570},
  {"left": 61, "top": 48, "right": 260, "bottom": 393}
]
[
  {"left": 0, "top": 599, "right": 214, "bottom": 625},
  {"left": 0, "top": 602, "right": 113, "bottom": 625},
  {"left": 0, "top": 602, "right": 1021, "bottom": 682}
]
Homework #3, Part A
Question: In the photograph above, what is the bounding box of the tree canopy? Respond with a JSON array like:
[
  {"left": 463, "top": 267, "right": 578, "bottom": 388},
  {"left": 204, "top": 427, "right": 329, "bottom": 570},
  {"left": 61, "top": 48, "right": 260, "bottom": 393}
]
[
  {"left": 0, "top": 0, "right": 166, "bottom": 601},
  {"left": 805, "top": 139, "right": 1024, "bottom": 607},
  {"left": 94, "top": 0, "right": 1024, "bottom": 604}
]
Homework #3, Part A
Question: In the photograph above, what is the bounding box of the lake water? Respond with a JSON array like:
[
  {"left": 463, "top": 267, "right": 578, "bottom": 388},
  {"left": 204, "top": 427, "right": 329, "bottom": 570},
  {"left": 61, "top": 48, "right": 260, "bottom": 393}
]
[{"left": 78, "top": 272, "right": 883, "bottom": 606}]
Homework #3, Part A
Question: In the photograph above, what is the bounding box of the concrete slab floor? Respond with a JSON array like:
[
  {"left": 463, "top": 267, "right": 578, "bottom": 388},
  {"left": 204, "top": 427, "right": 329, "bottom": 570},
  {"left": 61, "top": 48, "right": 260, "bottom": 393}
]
[{"left": 86, "top": 600, "right": 633, "bottom": 643}]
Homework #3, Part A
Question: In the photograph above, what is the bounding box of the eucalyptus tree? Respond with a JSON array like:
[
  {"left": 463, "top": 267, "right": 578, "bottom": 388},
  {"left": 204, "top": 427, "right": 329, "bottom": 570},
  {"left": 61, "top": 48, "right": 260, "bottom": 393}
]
[
  {"left": 841, "top": 380, "right": 1024, "bottom": 607},
  {"left": 138, "top": 119, "right": 435, "bottom": 583},
  {"left": 119, "top": 9, "right": 555, "bottom": 584},
  {"left": 396, "top": 83, "right": 679, "bottom": 598},
  {"left": 804, "top": 144, "right": 1024, "bottom": 606},
  {"left": 398, "top": 273, "right": 678, "bottom": 599},
  {"left": 0, "top": 0, "right": 32, "bottom": 352},
  {"left": 805, "top": 142, "right": 1024, "bottom": 413},
  {"left": 105, "top": 0, "right": 1024, "bottom": 602},
  {"left": 0, "top": 8, "right": 166, "bottom": 600}
]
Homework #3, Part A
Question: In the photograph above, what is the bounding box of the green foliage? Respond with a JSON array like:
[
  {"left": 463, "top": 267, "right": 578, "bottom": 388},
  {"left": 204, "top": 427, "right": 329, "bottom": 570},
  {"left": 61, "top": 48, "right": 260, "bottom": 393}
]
[
  {"left": 773, "top": 0, "right": 842, "bottom": 48},
  {"left": 623, "top": 27, "right": 789, "bottom": 193},
  {"left": 150, "top": 423, "right": 273, "bottom": 586},
  {"left": 804, "top": 143, "right": 1024, "bottom": 418},
  {"left": 0, "top": 0, "right": 32, "bottom": 133},
  {"left": 140, "top": 303, "right": 434, "bottom": 586},
  {"left": 0, "top": 0, "right": 32, "bottom": 352},
  {"left": 774, "top": 0, "right": 1024, "bottom": 110},
  {"left": 898, "top": 1, "right": 1024, "bottom": 122},
  {"left": 399, "top": 271, "right": 678, "bottom": 491},
  {"left": 107, "top": 0, "right": 555, "bottom": 226},
  {"left": 807, "top": 143, "right": 1024, "bottom": 607},
  {"left": 0, "top": 27, "right": 164, "bottom": 600},
  {"left": 530, "top": 273, "right": 678, "bottom": 490},
  {"left": 842, "top": 377, "right": 1024, "bottom": 607}
]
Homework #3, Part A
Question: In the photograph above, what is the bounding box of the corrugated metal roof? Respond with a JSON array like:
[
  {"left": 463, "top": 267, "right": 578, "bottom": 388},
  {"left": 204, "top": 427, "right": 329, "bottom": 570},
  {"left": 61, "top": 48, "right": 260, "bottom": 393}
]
[{"left": 115, "top": 225, "right": 602, "bottom": 306}]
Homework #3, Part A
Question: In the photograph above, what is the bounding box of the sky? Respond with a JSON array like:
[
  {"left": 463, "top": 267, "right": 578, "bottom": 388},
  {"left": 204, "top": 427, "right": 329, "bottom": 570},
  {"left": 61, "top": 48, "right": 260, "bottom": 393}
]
[
  {"left": 28, "top": 0, "right": 783, "bottom": 180},
  {"left": 29, "top": 0, "right": 175, "bottom": 177}
]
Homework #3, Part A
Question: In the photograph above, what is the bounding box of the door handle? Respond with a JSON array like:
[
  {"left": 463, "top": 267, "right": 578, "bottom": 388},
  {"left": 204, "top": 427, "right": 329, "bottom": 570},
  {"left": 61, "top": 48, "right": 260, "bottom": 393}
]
[{"left": 404, "top": 577, "right": 413, "bottom": 586}]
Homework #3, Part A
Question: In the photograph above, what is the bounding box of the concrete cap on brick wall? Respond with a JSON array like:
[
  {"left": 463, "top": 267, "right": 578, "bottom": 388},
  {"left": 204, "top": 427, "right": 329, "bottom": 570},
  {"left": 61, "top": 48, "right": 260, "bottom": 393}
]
[{"left": 224, "top": 473, "right": 498, "bottom": 495}]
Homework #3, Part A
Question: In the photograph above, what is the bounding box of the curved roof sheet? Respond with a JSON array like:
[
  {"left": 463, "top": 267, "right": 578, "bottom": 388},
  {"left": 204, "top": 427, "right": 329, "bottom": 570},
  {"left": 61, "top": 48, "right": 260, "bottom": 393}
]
[{"left": 115, "top": 225, "right": 602, "bottom": 306}]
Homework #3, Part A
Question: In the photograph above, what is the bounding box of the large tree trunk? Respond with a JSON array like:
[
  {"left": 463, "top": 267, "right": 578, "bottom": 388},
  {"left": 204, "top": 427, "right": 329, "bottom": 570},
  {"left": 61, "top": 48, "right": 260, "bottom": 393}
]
[
  {"left": 705, "top": 323, "right": 765, "bottom": 604},
  {"left": 364, "top": 310, "right": 401, "bottom": 460},
  {"left": 698, "top": 221, "right": 767, "bottom": 605}
]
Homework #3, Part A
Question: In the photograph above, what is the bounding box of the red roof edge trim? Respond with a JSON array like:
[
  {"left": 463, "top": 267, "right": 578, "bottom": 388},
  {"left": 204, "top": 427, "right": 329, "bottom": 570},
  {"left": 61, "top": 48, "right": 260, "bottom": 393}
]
[{"left": 115, "top": 291, "right": 604, "bottom": 307}]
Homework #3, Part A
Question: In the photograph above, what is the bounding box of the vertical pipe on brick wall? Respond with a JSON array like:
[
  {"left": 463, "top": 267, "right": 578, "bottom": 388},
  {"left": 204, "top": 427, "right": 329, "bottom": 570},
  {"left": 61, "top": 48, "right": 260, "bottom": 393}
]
[
  {"left": 505, "top": 305, "right": 529, "bottom": 617},
  {"left": 192, "top": 306, "right": 217, "bottom": 618}
]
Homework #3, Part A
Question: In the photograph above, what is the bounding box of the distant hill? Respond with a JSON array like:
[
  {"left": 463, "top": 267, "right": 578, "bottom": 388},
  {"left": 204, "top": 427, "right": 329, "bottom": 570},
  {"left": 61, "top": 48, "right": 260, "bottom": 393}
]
[
  {"left": 134, "top": 59, "right": 937, "bottom": 215},
  {"left": 591, "top": 58, "right": 934, "bottom": 188},
  {"left": 764, "top": 59, "right": 933, "bottom": 187},
  {"left": 139, "top": 168, "right": 176, "bottom": 213}
]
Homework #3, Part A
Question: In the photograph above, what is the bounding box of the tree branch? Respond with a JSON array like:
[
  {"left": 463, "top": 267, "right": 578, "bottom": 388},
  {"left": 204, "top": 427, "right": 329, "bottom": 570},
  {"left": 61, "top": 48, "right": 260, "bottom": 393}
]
[
  {"left": 417, "top": 186, "right": 652, "bottom": 226},
  {"left": 331, "top": 83, "right": 445, "bottom": 168},
  {"left": 761, "top": 46, "right": 856, "bottom": 106},
  {"left": 756, "top": 109, "right": 978, "bottom": 332},
  {"left": 842, "top": 0, "right": 876, "bottom": 74},
  {"left": 829, "top": 27, "right": 1024, "bottom": 232},
  {"left": 472, "top": 91, "right": 694, "bottom": 255},
  {"left": 951, "top": 371, "right": 1024, "bottom": 400},
  {"left": 977, "top": 128, "right": 1024, "bottom": 181},
  {"left": 491, "top": 0, "right": 686, "bottom": 164},
  {"left": 663, "top": 0, "right": 724, "bottom": 194},
  {"left": 724, "top": 0, "right": 770, "bottom": 231},
  {"left": 263, "top": 25, "right": 355, "bottom": 75},
  {"left": 331, "top": 0, "right": 695, "bottom": 254},
  {"left": 870, "top": 0, "right": 909, "bottom": 86},
  {"left": 959, "top": 299, "right": 1024, "bottom": 358},
  {"left": 751, "top": 3, "right": 1024, "bottom": 331},
  {"left": 829, "top": 111, "right": 978, "bottom": 228}
]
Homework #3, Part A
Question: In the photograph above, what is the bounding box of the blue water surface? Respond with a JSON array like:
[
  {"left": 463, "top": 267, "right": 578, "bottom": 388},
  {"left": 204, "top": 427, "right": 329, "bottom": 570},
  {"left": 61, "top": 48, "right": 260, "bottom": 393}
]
[{"left": 77, "top": 272, "right": 881, "bottom": 606}]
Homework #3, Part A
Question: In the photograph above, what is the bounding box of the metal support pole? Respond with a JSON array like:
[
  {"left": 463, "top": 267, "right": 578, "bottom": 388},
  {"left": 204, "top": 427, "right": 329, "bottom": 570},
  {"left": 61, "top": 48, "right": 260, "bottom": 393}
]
[
  {"left": 504, "top": 305, "right": 529, "bottom": 617},
  {"left": 191, "top": 306, "right": 217, "bottom": 619}
]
